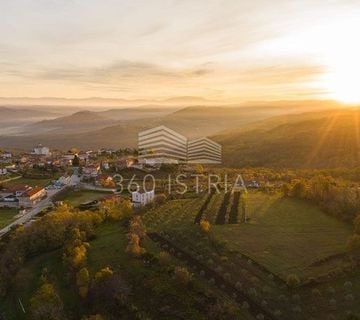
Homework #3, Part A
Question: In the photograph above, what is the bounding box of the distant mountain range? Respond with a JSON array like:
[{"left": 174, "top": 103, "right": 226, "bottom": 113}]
[
  {"left": 0, "top": 106, "right": 58, "bottom": 120},
  {"left": 0, "top": 96, "right": 219, "bottom": 107},
  {"left": 0, "top": 107, "right": 60, "bottom": 135},
  {"left": 1, "top": 101, "right": 359, "bottom": 169}
]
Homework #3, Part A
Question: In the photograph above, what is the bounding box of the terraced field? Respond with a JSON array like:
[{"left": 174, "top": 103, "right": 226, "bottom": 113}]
[
  {"left": 143, "top": 191, "right": 358, "bottom": 319},
  {"left": 143, "top": 197, "right": 206, "bottom": 232},
  {"left": 197, "top": 191, "right": 243, "bottom": 224}
]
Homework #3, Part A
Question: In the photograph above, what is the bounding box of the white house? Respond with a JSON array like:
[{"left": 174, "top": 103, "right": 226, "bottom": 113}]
[
  {"left": 131, "top": 189, "right": 155, "bottom": 207},
  {"left": 32, "top": 144, "right": 50, "bottom": 156}
]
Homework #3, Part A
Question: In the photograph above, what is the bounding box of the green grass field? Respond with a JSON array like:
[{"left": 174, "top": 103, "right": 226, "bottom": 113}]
[
  {"left": 213, "top": 192, "right": 353, "bottom": 278},
  {"left": 144, "top": 191, "right": 353, "bottom": 280},
  {"left": 0, "top": 208, "right": 18, "bottom": 229},
  {"left": 2, "top": 177, "right": 53, "bottom": 188},
  {"left": 204, "top": 193, "right": 225, "bottom": 222},
  {"left": 57, "top": 189, "right": 110, "bottom": 206}
]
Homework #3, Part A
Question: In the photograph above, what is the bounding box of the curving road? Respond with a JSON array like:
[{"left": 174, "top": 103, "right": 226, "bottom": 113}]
[{"left": 0, "top": 187, "right": 66, "bottom": 239}]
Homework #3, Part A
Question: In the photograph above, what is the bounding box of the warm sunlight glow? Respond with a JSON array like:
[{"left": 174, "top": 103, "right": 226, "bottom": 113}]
[
  {"left": 0, "top": 1, "right": 360, "bottom": 102},
  {"left": 321, "top": 19, "right": 360, "bottom": 104},
  {"left": 326, "top": 70, "right": 360, "bottom": 104},
  {"left": 258, "top": 14, "right": 360, "bottom": 105}
]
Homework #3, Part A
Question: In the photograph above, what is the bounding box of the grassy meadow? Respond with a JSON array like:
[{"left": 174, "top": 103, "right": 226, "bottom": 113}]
[
  {"left": 57, "top": 189, "right": 111, "bottom": 206},
  {"left": 2, "top": 177, "right": 53, "bottom": 188},
  {"left": 212, "top": 192, "right": 353, "bottom": 278},
  {"left": 144, "top": 191, "right": 353, "bottom": 279},
  {"left": 0, "top": 208, "right": 18, "bottom": 229}
]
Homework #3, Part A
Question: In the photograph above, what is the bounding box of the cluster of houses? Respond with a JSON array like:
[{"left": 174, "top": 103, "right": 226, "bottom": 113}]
[
  {"left": 0, "top": 184, "right": 47, "bottom": 209},
  {"left": 1, "top": 144, "right": 158, "bottom": 209},
  {"left": 0, "top": 145, "right": 141, "bottom": 176}
]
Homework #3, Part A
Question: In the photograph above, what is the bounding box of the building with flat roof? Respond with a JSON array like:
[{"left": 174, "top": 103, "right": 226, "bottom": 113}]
[
  {"left": 187, "top": 137, "right": 222, "bottom": 164},
  {"left": 138, "top": 126, "right": 187, "bottom": 164}
]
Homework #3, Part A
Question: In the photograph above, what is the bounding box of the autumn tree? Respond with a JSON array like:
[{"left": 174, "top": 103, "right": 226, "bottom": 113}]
[
  {"left": 76, "top": 267, "right": 90, "bottom": 298},
  {"left": 174, "top": 266, "right": 192, "bottom": 287},
  {"left": 200, "top": 220, "right": 211, "bottom": 234},
  {"left": 63, "top": 228, "right": 90, "bottom": 270},
  {"left": 126, "top": 233, "right": 145, "bottom": 258},
  {"left": 0, "top": 204, "right": 102, "bottom": 298},
  {"left": 29, "top": 280, "right": 65, "bottom": 320},
  {"left": 99, "top": 198, "right": 132, "bottom": 221},
  {"left": 128, "top": 216, "right": 146, "bottom": 240},
  {"left": 94, "top": 267, "right": 114, "bottom": 284}
]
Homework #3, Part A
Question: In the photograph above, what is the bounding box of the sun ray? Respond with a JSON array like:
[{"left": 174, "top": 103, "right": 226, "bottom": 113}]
[
  {"left": 354, "top": 110, "right": 360, "bottom": 162},
  {"left": 304, "top": 111, "right": 341, "bottom": 167}
]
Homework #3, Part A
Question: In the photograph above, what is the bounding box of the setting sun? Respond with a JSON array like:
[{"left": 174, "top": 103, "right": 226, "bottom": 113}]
[
  {"left": 321, "top": 19, "right": 360, "bottom": 104},
  {"left": 327, "top": 72, "right": 360, "bottom": 104}
]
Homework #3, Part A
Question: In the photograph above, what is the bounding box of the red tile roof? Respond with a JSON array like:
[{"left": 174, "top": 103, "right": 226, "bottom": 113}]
[{"left": 25, "top": 186, "right": 45, "bottom": 197}]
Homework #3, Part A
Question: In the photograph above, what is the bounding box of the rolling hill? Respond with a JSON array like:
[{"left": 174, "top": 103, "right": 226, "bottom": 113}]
[
  {"left": 0, "top": 106, "right": 58, "bottom": 119},
  {"left": 0, "top": 107, "right": 60, "bottom": 135},
  {"left": 24, "top": 110, "right": 117, "bottom": 134},
  {"left": 0, "top": 103, "right": 358, "bottom": 166},
  {"left": 97, "top": 106, "right": 177, "bottom": 120},
  {"left": 0, "top": 105, "right": 309, "bottom": 150},
  {"left": 214, "top": 109, "right": 360, "bottom": 168}
]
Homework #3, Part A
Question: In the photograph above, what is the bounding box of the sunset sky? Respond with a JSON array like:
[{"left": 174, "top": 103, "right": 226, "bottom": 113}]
[{"left": 0, "top": 0, "right": 360, "bottom": 103}]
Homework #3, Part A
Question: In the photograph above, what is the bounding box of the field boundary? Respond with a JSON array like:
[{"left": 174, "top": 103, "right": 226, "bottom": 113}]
[
  {"left": 215, "top": 192, "right": 231, "bottom": 224},
  {"left": 194, "top": 191, "right": 215, "bottom": 224},
  {"left": 148, "top": 232, "right": 277, "bottom": 320}
]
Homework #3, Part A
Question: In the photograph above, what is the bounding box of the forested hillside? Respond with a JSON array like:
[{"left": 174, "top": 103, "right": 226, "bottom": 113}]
[{"left": 215, "top": 109, "right": 360, "bottom": 168}]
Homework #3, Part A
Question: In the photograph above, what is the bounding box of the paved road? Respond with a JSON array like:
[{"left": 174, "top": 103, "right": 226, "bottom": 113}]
[
  {"left": 0, "top": 175, "right": 22, "bottom": 184},
  {"left": 0, "top": 187, "right": 66, "bottom": 239}
]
